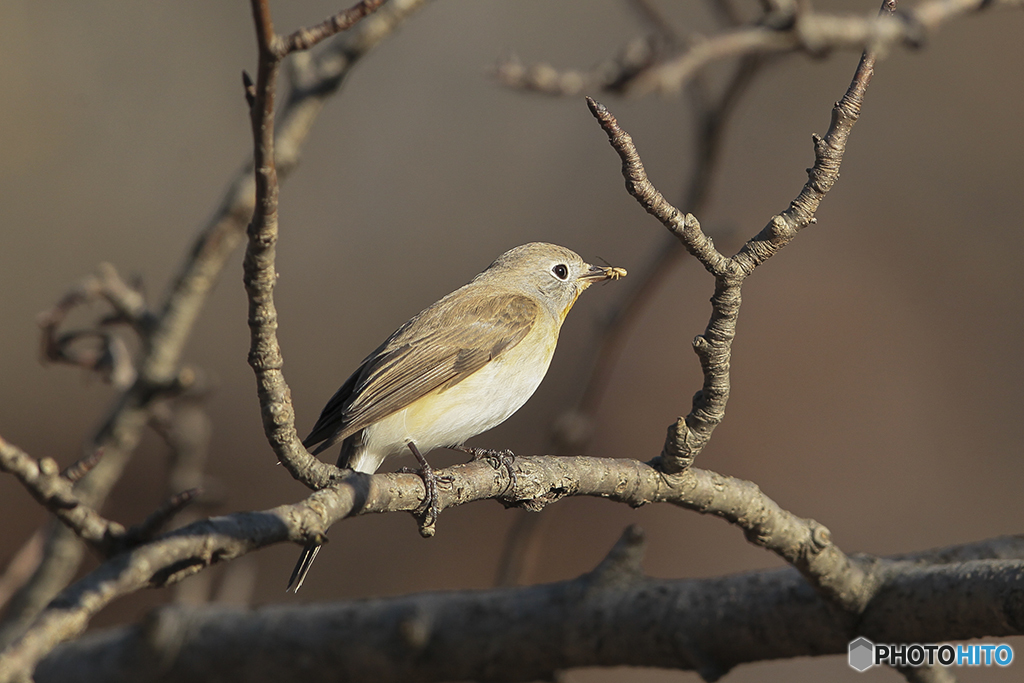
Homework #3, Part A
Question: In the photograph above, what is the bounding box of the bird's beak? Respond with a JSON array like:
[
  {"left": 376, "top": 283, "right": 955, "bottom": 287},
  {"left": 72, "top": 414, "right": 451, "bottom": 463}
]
[{"left": 578, "top": 264, "right": 627, "bottom": 283}]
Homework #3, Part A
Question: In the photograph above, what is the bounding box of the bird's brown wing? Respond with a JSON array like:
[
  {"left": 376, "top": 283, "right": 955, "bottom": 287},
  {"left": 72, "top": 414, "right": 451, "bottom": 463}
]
[{"left": 303, "top": 291, "right": 539, "bottom": 455}]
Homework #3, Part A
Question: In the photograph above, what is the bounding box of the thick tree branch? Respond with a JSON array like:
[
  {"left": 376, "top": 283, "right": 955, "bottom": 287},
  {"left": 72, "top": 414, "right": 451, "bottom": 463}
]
[
  {"left": 5, "top": 445, "right": 1023, "bottom": 680},
  {"left": 30, "top": 531, "right": 1024, "bottom": 683},
  {"left": 0, "top": 454, "right": 882, "bottom": 678}
]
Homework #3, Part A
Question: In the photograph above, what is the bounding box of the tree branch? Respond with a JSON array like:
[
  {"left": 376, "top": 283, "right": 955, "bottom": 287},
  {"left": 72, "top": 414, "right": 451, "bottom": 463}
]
[
  {"left": 587, "top": 0, "right": 882, "bottom": 473},
  {"left": 0, "top": 440, "right": 124, "bottom": 556},
  {"left": 0, "top": 0, "right": 428, "bottom": 648},
  {"left": 500, "top": 51, "right": 766, "bottom": 589},
  {"left": 242, "top": 0, "right": 359, "bottom": 489},
  {"left": 497, "top": 0, "right": 1022, "bottom": 98},
  {"left": 30, "top": 530, "right": 1024, "bottom": 683},
  {"left": 0, "top": 453, "right": 881, "bottom": 678},
  {"left": 5, "top": 440, "right": 1023, "bottom": 680},
  {"left": 635, "top": 0, "right": 1022, "bottom": 95},
  {"left": 277, "top": 0, "right": 388, "bottom": 55}
]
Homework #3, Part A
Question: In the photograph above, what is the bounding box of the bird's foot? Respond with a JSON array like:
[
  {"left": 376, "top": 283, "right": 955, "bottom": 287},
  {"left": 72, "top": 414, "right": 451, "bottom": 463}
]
[
  {"left": 406, "top": 442, "right": 445, "bottom": 537},
  {"left": 450, "top": 445, "right": 517, "bottom": 493}
]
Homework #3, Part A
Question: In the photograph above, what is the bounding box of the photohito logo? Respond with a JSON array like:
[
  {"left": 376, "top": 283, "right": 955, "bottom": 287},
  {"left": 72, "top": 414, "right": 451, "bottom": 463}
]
[{"left": 848, "top": 637, "right": 1013, "bottom": 672}]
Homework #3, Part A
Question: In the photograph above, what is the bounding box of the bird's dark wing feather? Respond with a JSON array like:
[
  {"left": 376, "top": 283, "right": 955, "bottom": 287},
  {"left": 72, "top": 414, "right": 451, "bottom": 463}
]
[{"left": 303, "top": 291, "right": 539, "bottom": 455}]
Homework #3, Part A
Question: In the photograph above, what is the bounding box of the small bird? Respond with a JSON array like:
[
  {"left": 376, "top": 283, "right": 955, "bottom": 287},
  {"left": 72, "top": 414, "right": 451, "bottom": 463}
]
[{"left": 287, "top": 242, "right": 625, "bottom": 591}]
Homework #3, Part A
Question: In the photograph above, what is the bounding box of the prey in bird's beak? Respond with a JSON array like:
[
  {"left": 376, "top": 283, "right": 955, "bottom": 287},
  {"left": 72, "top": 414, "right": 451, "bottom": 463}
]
[{"left": 579, "top": 264, "right": 628, "bottom": 283}]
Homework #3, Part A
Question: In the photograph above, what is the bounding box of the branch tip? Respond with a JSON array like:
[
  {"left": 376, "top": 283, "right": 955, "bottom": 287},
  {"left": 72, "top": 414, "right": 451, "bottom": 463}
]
[
  {"left": 63, "top": 448, "right": 104, "bottom": 484},
  {"left": 242, "top": 71, "right": 256, "bottom": 108},
  {"left": 591, "top": 524, "right": 647, "bottom": 583},
  {"left": 121, "top": 487, "right": 204, "bottom": 549}
]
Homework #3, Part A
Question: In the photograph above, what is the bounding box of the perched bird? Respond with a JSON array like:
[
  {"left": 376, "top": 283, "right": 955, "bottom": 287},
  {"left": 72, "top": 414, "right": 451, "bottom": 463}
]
[{"left": 288, "top": 242, "right": 625, "bottom": 591}]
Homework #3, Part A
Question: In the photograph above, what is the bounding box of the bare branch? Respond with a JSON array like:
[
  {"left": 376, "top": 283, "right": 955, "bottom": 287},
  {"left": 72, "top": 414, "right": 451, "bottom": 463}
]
[
  {"left": 28, "top": 533, "right": 1024, "bottom": 683},
  {"left": 244, "top": 0, "right": 340, "bottom": 489},
  {"left": 497, "top": 54, "right": 765, "bottom": 590},
  {"left": 0, "top": 453, "right": 877, "bottom": 677},
  {"left": 494, "top": 35, "right": 663, "bottom": 97},
  {"left": 5, "top": 437, "right": 1024, "bottom": 680},
  {"left": 588, "top": 98, "right": 730, "bottom": 276},
  {"left": 120, "top": 489, "right": 202, "bottom": 549},
  {"left": 34, "top": 263, "right": 156, "bottom": 389},
  {"left": 0, "top": 438, "right": 124, "bottom": 555},
  {"left": 587, "top": 0, "right": 880, "bottom": 473},
  {"left": 498, "top": 0, "right": 1021, "bottom": 99},
  {"left": 277, "top": 0, "right": 387, "bottom": 55},
  {"left": 634, "top": 0, "right": 1022, "bottom": 95}
]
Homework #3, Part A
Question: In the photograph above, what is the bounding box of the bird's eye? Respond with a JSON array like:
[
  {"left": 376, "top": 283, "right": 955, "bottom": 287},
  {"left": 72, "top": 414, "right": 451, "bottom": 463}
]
[{"left": 552, "top": 264, "right": 569, "bottom": 280}]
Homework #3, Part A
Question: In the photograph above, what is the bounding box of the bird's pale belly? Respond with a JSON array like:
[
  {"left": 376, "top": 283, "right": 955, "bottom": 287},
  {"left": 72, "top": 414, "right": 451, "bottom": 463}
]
[{"left": 349, "top": 329, "right": 558, "bottom": 473}]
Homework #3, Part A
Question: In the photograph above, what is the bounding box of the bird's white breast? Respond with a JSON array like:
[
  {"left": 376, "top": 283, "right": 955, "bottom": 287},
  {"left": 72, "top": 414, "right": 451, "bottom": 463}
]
[{"left": 349, "top": 325, "right": 558, "bottom": 473}]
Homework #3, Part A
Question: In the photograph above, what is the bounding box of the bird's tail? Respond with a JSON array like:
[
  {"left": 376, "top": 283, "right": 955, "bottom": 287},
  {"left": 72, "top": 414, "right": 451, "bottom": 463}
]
[{"left": 286, "top": 541, "right": 322, "bottom": 592}]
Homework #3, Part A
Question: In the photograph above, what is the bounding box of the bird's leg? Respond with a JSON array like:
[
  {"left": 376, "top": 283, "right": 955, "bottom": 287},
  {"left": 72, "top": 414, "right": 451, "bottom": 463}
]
[
  {"left": 407, "top": 441, "right": 442, "bottom": 536},
  {"left": 449, "top": 445, "right": 517, "bottom": 492}
]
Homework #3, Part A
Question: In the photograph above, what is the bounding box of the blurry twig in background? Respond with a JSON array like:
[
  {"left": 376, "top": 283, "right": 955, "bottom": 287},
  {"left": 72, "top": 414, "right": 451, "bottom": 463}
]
[
  {"left": 149, "top": 398, "right": 217, "bottom": 605},
  {"left": 0, "top": 0, "right": 430, "bottom": 649},
  {"left": 495, "top": 0, "right": 1021, "bottom": 97},
  {"left": 0, "top": 532, "right": 43, "bottom": 614},
  {"left": 35, "top": 263, "right": 154, "bottom": 391},
  {"left": 0, "top": 438, "right": 198, "bottom": 559}
]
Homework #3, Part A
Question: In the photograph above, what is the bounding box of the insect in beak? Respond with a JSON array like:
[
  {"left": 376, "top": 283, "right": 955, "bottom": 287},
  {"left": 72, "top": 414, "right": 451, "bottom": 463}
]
[{"left": 578, "top": 265, "right": 627, "bottom": 282}]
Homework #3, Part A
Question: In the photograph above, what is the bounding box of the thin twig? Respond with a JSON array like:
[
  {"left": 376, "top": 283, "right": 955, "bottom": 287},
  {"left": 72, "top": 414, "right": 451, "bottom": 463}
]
[
  {"left": 0, "top": 438, "right": 125, "bottom": 554},
  {"left": 120, "top": 489, "right": 202, "bottom": 548},
  {"left": 277, "top": 0, "right": 387, "bottom": 55},
  {"left": 243, "top": 0, "right": 343, "bottom": 488},
  {"left": 496, "top": 0, "right": 1021, "bottom": 98}
]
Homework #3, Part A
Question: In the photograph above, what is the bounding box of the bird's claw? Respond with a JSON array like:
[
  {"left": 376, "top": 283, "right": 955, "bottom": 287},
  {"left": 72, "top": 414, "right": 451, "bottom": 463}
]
[
  {"left": 450, "top": 445, "right": 517, "bottom": 493},
  {"left": 406, "top": 442, "right": 444, "bottom": 537}
]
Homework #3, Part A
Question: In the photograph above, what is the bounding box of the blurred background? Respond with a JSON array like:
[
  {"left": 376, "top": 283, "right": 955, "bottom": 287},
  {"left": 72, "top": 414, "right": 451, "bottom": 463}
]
[{"left": 2, "top": 1, "right": 1023, "bottom": 681}]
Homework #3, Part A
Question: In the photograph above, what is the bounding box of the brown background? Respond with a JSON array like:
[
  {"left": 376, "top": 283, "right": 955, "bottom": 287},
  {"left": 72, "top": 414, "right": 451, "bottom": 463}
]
[{"left": 2, "top": 1, "right": 1023, "bottom": 681}]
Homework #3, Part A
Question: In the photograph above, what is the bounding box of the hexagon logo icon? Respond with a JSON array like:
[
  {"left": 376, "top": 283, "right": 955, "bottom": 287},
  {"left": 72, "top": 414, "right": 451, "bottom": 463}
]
[{"left": 849, "top": 637, "right": 875, "bottom": 672}]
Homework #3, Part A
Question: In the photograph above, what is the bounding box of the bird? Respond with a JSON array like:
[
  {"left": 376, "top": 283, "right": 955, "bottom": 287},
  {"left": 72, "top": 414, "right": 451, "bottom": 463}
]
[{"left": 287, "top": 242, "right": 626, "bottom": 591}]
